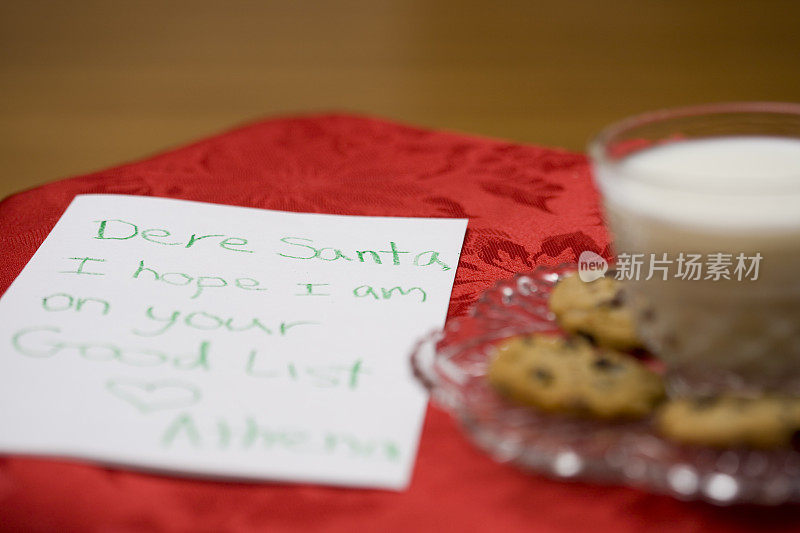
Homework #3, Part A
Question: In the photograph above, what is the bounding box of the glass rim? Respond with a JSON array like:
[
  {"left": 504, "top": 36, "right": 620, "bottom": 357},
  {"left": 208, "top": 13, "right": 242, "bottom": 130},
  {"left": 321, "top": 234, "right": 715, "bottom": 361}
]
[{"left": 587, "top": 102, "right": 800, "bottom": 193}]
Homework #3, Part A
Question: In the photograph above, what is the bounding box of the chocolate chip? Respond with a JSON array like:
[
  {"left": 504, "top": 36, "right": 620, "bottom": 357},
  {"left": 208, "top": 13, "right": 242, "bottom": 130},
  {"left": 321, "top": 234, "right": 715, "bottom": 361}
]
[
  {"left": 493, "top": 383, "right": 512, "bottom": 398},
  {"left": 576, "top": 330, "right": 597, "bottom": 344},
  {"left": 563, "top": 336, "right": 582, "bottom": 348},
  {"left": 732, "top": 397, "right": 753, "bottom": 410},
  {"left": 692, "top": 396, "right": 719, "bottom": 410},
  {"left": 566, "top": 397, "right": 591, "bottom": 414},
  {"left": 662, "top": 333, "right": 678, "bottom": 350},
  {"left": 791, "top": 429, "right": 800, "bottom": 452},
  {"left": 530, "top": 367, "right": 554, "bottom": 386},
  {"left": 640, "top": 308, "right": 655, "bottom": 322},
  {"left": 601, "top": 291, "right": 626, "bottom": 308},
  {"left": 593, "top": 357, "right": 621, "bottom": 372}
]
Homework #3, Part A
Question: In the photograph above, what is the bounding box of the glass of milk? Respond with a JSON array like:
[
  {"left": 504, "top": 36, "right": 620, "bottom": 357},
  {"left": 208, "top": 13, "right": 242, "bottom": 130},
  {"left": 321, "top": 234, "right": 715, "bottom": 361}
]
[{"left": 589, "top": 102, "right": 800, "bottom": 396}]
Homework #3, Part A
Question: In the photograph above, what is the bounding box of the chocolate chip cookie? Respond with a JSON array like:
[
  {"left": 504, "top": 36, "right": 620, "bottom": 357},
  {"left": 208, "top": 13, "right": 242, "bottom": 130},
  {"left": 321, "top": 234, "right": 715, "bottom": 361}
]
[
  {"left": 488, "top": 334, "right": 664, "bottom": 419},
  {"left": 549, "top": 273, "right": 642, "bottom": 350},
  {"left": 656, "top": 396, "right": 800, "bottom": 449}
]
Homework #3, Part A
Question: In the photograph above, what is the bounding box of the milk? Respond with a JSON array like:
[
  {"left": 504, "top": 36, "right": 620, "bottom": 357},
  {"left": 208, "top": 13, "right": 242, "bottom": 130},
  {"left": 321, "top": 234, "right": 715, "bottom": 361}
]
[
  {"left": 598, "top": 136, "right": 800, "bottom": 231},
  {"left": 593, "top": 136, "right": 800, "bottom": 395}
]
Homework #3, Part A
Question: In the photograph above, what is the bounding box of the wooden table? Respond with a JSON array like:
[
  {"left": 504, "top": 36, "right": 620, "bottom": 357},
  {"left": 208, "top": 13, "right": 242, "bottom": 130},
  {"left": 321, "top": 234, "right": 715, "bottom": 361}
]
[{"left": 1, "top": 0, "right": 798, "bottom": 199}]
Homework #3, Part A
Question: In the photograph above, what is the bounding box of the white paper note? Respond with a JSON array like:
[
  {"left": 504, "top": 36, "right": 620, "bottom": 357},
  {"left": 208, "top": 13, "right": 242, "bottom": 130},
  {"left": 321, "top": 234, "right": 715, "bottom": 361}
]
[{"left": 0, "top": 194, "right": 467, "bottom": 490}]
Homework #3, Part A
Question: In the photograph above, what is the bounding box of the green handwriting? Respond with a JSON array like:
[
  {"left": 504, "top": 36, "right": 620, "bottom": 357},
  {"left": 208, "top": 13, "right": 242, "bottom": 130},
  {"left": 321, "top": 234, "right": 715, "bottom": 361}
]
[
  {"left": 245, "top": 352, "right": 367, "bottom": 389},
  {"left": 94, "top": 219, "right": 253, "bottom": 253},
  {"left": 278, "top": 237, "right": 451, "bottom": 270},
  {"left": 161, "top": 412, "right": 400, "bottom": 461},
  {"left": 132, "top": 260, "right": 267, "bottom": 299},
  {"left": 42, "top": 292, "right": 110, "bottom": 315},
  {"left": 132, "top": 306, "right": 318, "bottom": 337},
  {"left": 295, "top": 283, "right": 330, "bottom": 296},
  {"left": 353, "top": 285, "right": 427, "bottom": 302},
  {"left": 60, "top": 256, "right": 106, "bottom": 276},
  {"left": 11, "top": 326, "right": 210, "bottom": 370}
]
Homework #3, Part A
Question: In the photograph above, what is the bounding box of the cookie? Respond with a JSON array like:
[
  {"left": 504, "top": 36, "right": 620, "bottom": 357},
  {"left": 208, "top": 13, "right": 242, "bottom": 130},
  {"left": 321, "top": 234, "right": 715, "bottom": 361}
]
[
  {"left": 656, "top": 396, "right": 800, "bottom": 449},
  {"left": 549, "top": 273, "right": 642, "bottom": 350},
  {"left": 488, "top": 334, "right": 664, "bottom": 419}
]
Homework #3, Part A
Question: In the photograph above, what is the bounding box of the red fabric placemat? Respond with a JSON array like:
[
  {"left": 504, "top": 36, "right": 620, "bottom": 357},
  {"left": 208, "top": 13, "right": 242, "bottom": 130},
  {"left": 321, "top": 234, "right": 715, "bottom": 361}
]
[{"left": 0, "top": 114, "right": 797, "bottom": 532}]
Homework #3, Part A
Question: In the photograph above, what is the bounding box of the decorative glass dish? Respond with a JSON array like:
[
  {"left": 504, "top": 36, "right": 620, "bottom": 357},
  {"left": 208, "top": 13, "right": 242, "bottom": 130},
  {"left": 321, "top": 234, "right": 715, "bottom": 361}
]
[{"left": 410, "top": 264, "right": 800, "bottom": 505}]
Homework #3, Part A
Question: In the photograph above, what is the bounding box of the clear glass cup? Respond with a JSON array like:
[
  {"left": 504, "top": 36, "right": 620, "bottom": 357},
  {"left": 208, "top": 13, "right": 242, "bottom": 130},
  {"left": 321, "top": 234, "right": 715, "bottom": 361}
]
[{"left": 588, "top": 102, "right": 800, "bottom": 397}]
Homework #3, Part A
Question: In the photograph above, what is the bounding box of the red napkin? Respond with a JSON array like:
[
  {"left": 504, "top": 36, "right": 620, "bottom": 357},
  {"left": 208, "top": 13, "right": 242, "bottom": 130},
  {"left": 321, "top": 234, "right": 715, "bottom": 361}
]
[{"left": 0, "top": 115, "right": 796, "bottom": 532}]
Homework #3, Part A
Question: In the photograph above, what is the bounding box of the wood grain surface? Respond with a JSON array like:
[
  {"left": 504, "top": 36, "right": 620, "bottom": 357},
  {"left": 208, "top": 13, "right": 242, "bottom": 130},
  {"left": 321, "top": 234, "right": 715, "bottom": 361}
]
[{"left": 1, "top": 0, "right": 798, "bottom": 198}]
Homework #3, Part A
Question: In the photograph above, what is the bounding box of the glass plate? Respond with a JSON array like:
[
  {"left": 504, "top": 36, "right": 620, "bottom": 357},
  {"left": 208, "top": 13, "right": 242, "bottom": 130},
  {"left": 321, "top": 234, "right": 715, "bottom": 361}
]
[{"left": 410, "top": 264, "right": 800, "bottom": 505}]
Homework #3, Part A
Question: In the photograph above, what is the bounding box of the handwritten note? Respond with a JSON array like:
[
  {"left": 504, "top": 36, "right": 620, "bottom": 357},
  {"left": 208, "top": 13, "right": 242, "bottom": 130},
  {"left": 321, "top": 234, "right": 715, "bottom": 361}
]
[{"left": 0, "top": 195, "right": 467, "bottom": 489}]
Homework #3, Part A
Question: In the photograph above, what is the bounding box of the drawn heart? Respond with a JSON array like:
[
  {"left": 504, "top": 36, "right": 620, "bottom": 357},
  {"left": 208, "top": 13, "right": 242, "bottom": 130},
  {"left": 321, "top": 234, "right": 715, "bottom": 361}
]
[{"left": 106, "top": 379, "right": 202, "bottom": 413}]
